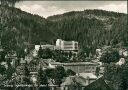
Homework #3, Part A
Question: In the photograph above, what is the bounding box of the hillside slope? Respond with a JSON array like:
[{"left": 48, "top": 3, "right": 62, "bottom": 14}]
[
  {"left": 0, "top": 5, "right": 56, "bottom": 52},
  {"left": 0, "top": 6, "right": 127, "bottom": 56},
  {"left": 47, "top": 10, "right": 127, "bottom": 56}
]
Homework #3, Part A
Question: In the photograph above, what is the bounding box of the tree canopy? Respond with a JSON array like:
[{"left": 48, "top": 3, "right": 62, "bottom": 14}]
[
  {"left": 0, "top": 64, "right": 6, "bottom": 75},
  {"left": 0, "top": 0, "right": 22, "bottom": 7},
  {"left": 44, "top": 66, "right": 66, "bottom": 86},
  {"left": 66, "top": 69, "right": 76, "bottom": 76},
  {"left": 100, "top": 48, "right": 120, "bottom": 64}
]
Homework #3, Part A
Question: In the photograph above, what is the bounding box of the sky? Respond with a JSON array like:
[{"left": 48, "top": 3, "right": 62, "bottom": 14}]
[{"left": 16, "top": 1, "right": 127, "bottom": 18}]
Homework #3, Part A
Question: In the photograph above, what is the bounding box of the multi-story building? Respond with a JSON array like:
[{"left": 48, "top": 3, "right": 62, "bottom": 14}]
[
  {"left": 61, "top": 73, "right": 97, "bottom": 89},
  {"left": 33, "top": 44, "right": 56, "bottom": 57},
  {"left": 56, "top": 39, "right": 78, "bottom": 51},
  {"left": 50, "top": 62, "right": 99, "bottom": 74},
  {"left": 33, "top": 39, "right": 79, "bottom": 57},
  {"left": 34, "top": 39, "right": 78, "bottom": 51}
]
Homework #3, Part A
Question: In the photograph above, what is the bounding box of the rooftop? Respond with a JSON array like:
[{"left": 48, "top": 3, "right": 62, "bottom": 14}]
[
  {"left": 77, "top": 73, "right": 97, "bottom": 79},
  {"left": 51, "top": 62, "right": 99, "bottom": 66},
  {"left": 61, "top": 75, "right": 87, "bottom": 86}
]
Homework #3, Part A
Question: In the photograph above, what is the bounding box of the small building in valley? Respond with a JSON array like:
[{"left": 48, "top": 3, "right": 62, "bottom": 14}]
[
  {"left": 61, "top": 73, "right": 97, "bottom": 90},
  {"left": 35, "top": 44, "right": 56, "bottom": 51}
]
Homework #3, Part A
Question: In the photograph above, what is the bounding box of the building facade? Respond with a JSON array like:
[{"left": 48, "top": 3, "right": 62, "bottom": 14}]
[
  {"left": 33, "top": 44, "right": 56, "bottom": 57},
  {"left": 51, "top": 62, "right": 99, "bottom": 74},
  {"left": 35, "top": 44, "right": 56, "bottom": 51},
  {"left": 34, "top": 39, "right": 79, "bottom": 52},
  {"left": 56, "top": 39, "right": 78, "bottom": 51}
]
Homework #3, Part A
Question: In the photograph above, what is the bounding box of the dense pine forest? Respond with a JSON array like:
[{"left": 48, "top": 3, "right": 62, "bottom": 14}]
[
  {"left": 0, "top": 3, "right": 128, "bottom": 90},
  {"left": 0, "top": 5, "right": 127, "bottom": 56},
  {"left": 47, "top": 10, "right": 127, "bottom": 56}
]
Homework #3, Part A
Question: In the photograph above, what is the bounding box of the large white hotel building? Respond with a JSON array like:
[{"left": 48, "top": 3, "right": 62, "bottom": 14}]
[
  {"left": 35, "top": 39, "right": 79, "bottom": 51},
  {"left": 56, "top": 39, "right": 78, "bottom": 51},
  {"left": 33, "top": 39, "right": 79, "bottom": 56}
]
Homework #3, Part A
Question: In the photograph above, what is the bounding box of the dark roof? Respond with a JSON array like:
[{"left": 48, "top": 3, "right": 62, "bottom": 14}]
[{"left": 85, "top": 77, "right": 115, "bottom": 90}]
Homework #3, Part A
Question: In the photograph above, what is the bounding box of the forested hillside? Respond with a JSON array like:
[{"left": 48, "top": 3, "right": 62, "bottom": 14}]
[
  {"left": 0, "top": 5, "right": 56, "bottom": 53},
  {"left": 47, "top": 10, "right": 127, "bottom": 56},
  {"left": 0, "top": 6, "right": 127, "bottom": 56}
]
